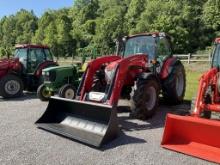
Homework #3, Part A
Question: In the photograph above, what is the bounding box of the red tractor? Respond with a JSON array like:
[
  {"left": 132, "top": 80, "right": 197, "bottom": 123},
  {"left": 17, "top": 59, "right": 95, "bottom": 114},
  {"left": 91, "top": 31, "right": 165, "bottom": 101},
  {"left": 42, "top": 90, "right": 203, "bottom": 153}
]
[
  {"left": 0, "top": 44, "right": 57, "bottom": 98},
  {"left": 36, "top": 32, "right": 186, "bottom": 147},
  {"left": 161, "top": 38, "right": 220, "bottom": 163}
]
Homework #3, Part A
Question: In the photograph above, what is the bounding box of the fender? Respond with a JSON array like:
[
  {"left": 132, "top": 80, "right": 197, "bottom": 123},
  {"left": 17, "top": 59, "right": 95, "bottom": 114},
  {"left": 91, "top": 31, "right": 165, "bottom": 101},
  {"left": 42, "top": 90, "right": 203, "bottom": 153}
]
[
  {"left": 160, "top": 57, "right": 180, "bottom": 79},
  {"left": 34, "top": 61, "right": 58, "bottom": 78},
  {"left": 0, "top": 59, "right": 23, "bottom": 79}
]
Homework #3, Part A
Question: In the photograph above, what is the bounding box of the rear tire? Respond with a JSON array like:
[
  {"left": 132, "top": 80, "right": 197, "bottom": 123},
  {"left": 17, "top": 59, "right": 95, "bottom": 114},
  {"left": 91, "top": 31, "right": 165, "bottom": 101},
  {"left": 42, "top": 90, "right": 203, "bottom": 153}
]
[
  {"left": 162, "top": 62, "right": 186, "bottom": 104},
  {"left": 130, "top": 78, "right": 160, "bottom": 120},
  {"left": 37, "top": 84, "right": 52, "bottom": 101},
  {"left": 0, "top": 74, "right": 23, "bottom": 98},
  {"left": 59, "top": 84, "right": 76, "bottom": 100}
]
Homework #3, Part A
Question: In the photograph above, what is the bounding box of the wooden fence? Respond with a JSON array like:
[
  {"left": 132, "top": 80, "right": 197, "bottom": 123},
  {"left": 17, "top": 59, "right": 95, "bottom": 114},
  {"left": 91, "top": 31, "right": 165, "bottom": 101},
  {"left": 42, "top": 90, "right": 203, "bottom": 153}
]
[
  {"left": 174, "top": 53, "right": 211, "bottom": 64},
  {"left": 58, "top": 53, "right": 211, "bottom": 65}
]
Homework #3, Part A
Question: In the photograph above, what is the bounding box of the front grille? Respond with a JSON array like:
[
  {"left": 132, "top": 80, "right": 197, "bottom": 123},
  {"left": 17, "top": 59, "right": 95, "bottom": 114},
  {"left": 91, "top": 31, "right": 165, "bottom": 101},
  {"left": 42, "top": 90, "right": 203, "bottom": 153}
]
[
  {"left": 49, "top": 71, "right": 56, "bottom": 82},
  {"left": 43, "top": 75, "right": 50, "bottom": 82}
]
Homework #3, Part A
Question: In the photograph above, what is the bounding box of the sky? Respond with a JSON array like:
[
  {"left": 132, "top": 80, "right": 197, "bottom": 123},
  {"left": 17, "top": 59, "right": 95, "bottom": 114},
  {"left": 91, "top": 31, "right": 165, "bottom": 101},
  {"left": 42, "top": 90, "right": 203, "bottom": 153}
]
[{"left": 0, "top": 0, "right": 74, "bottom": 18}]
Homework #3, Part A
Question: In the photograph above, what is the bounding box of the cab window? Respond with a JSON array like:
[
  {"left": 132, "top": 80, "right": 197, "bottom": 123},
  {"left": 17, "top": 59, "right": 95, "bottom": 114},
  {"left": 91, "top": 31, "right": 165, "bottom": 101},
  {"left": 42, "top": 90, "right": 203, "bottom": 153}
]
[
  {"left": 123, "top": 36, "right": 156, "bottom": 60},
  {"left": 212, "top": 44, "right": 220, "bottom": 67},
  {"left": 44, "top": 49, "right": 53, "bottom": 61},
  {"left": 157, "top": 37, "right": 172, "bottom": 57},
  {"left": 15, "top": 48, "right": 28, "bottom": 59},
  {"left": 15, "top": 48, "right": 28, "bottom": 68},
  {"left": 29, "top": 49, "right": 37, "bottom": 62}
]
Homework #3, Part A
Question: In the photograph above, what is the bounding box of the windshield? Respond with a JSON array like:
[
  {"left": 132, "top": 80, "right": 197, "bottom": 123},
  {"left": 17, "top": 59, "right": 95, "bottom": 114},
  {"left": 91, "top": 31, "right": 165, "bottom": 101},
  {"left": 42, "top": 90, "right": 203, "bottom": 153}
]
[
  {"left": 44, "top": 49, "right": 53, "bottom": 61},
  {"left": 14, "top": 48, "right": 28, "bottom": 59},
  {"left": 123, "top": 36, "right": 155, "bottom": 59},
  {"left": 212, "top": 44, "right": 220, "bottom": 67}
]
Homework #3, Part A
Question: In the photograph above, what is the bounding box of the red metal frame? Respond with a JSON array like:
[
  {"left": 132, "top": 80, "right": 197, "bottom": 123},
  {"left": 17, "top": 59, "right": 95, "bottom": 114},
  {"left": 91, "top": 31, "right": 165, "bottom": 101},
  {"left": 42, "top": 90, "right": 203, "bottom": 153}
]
[
  {"left": 191, "top": 67, "right": 220, "bottom": 116},
  {"left": 79, "top": 54, "right": 148, "bottom": 105},
  {"left": 161, "top": 39, "right": 220, "bottom": 164}
]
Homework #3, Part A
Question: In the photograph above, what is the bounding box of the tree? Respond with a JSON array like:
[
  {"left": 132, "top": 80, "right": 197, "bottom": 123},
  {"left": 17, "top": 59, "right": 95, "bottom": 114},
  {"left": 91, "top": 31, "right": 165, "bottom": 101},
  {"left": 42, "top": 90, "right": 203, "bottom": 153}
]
[
  {"left": 124, "top": 0, "right": 146, "bottom": 34},
  {"left": 135, "top": 0, "right": 206, "bottom": 53},
  {"left": 69, "top": 0, "right": 99, "bottom": 52},
  {"left": 203, "top": 0, "right": 220, "bottom": 36},
  {"left": 0, "top": 0, "right": 220, "bottom": 57},
  {"left": 92, "top": 0, "right": 128, "bottom": 54},
  {"left": 14, "top": 9, "right": 38, "bottom": 44}
]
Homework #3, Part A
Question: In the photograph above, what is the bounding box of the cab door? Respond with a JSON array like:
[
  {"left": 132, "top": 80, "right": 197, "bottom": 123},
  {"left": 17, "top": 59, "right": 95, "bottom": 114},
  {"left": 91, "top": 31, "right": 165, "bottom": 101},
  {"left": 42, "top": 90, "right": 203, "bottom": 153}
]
[
  {"left": 27, "top": 48, "right": 45, "bottom": 73},
  {"left": 155, "top": 37, "right": 172, "bottom": 73}
]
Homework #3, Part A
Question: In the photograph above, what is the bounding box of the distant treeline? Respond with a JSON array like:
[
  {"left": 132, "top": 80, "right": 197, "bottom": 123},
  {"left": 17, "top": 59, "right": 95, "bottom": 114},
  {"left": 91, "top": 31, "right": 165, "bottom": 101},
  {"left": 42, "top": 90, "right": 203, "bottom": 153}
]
[{"left": 0, "top": 0, "right": 219, "bottom": 57}]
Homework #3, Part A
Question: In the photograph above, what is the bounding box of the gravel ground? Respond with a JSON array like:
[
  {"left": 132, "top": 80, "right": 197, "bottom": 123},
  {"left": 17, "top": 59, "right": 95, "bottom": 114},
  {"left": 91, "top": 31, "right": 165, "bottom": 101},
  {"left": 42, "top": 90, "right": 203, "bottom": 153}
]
[{"left": 0, "top": 93, "right": 216, "bottom": 165}]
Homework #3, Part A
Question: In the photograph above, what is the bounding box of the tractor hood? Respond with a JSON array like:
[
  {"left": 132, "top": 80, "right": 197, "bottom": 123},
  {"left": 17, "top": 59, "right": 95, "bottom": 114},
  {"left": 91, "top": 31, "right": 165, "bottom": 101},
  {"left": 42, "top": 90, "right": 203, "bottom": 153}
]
[
  {"left": 105, "top": 59, "right": 122, "bottom": 71},
  {"left": 42, "top": 65, "right": 77, "bottom": 77},
  {"left": 0, "top": 58, "right": 20, "bottom": 70},
  {"left": 42, "top": 65, "right": 75, "bottom": 72},
  {"left": 105, "top": 54, "right": 148, "bottom": 71}
]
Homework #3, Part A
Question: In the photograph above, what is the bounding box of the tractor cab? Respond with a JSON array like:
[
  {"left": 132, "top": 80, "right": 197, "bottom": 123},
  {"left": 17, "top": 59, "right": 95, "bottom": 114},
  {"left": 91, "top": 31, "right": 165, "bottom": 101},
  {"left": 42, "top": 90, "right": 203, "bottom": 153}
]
[
  {"left": 119, "top": 32, "right": 172, "bottom": 73},
  {"left": 14, "top": 44, "right": 54, "bottom": 74}
]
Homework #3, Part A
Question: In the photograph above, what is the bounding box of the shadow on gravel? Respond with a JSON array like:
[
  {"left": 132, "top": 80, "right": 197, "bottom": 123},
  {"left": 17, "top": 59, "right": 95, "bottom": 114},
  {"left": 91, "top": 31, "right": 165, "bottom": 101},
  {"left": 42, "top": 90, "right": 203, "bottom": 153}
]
[
  {"left": 102, "top": 131, "right": 147, "bottom": 150},
  {"left": 117, "top": 100, "right": 191, "bottom": 131},
  {"left": 102, "top": 100, "right": 191, "bottom": 150},
  {"left": 0, "top": 92, "right": 38, "bottom": 102}
]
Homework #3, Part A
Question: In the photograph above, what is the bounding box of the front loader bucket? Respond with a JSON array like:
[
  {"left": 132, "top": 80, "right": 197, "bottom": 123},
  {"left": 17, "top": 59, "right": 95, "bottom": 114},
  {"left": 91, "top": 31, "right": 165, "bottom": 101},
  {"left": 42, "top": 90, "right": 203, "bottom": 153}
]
[
  {"left": 161, "top": 114, "right": 220, "bottom": 163},
  {"left": 36, "top": 97, "right": 119, "bottom": 147}
]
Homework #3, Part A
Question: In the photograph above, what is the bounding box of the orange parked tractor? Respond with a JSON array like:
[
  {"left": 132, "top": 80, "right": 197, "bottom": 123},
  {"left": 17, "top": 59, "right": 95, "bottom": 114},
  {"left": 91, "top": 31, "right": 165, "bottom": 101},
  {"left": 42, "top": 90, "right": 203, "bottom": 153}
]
[
  {"left": 161, "top": 38, "right": 220, "bottom": 163},
  {"left": 36, "top": 32, "right": 186, "bottom": 147}
]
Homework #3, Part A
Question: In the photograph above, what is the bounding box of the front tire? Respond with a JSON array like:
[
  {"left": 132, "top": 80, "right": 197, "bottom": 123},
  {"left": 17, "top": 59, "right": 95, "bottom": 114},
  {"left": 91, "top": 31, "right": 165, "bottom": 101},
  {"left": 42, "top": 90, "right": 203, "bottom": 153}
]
[
  {"left": 0, "top": 74, "right": 24, "bottom": 98},
  {"left": 37, "top": 84, "right": 52, "bottom": 101},
  {"left": 130, "top": 78, "right": 160, "bottom": 120},
  {"left": 59, "top": 84, "right": 76, "bottom": 100}
]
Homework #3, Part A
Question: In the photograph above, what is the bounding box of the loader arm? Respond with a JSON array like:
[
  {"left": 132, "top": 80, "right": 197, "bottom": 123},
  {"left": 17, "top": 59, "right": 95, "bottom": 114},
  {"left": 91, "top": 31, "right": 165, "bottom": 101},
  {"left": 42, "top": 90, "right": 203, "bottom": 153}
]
[
  {"left": 192, "top": 67, "right": 218, "bottom": 116},
  {"left": 79, "top": 55, "right": 121, "bottom": 100},
  {"left": 108, "top": 54, "right": 148, "bottom": 105}
]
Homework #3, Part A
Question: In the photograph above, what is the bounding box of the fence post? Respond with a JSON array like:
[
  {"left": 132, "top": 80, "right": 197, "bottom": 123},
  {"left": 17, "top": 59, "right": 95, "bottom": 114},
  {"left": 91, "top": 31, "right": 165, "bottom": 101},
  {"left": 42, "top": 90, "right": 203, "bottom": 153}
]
[
  {"left": 188, "top": 53, "right": 191, "bottom": 64},
  {"left": 208, "top": 53, "right": 211, "bottom": 62}
]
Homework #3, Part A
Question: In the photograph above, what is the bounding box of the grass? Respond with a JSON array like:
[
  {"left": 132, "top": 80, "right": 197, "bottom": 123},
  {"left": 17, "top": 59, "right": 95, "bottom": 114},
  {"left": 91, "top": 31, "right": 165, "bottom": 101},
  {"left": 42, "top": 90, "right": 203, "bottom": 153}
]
[
  {"left": 184, "top": 63, "right": 208, "bottom": 101},
  {"left": 184, "top": 70, "right": 202, "bottom": 101}
]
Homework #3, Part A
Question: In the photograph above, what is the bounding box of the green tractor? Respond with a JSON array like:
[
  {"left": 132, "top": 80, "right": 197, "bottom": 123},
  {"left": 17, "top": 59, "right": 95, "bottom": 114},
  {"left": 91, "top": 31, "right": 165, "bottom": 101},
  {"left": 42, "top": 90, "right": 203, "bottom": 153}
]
[
  {"left": 37, "top": 47, "right": 97, "bottom": 101},
  {"left": 37, "top": 64, "right": 84, "bottom": 101}
]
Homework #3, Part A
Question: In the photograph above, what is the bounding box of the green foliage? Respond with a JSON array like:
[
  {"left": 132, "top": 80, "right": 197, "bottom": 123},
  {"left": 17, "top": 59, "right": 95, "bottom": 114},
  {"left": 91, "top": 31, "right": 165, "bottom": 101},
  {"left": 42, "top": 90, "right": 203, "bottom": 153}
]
[
  {"left": 203, "top": 0, "right": 220, "bottom": 37},
  {"left": 0, "top": 1, "right": 220, "bottom": 57}
]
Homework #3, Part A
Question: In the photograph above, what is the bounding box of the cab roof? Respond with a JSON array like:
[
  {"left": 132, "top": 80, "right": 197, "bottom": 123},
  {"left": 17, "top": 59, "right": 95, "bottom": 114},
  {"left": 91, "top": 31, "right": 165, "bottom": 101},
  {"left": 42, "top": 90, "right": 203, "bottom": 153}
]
[
  {"left": 15, "top": 44, "right": 50, "bottom": 49},
  {"left": 128, "top": 32, "right": 170, "bottom": 38}
]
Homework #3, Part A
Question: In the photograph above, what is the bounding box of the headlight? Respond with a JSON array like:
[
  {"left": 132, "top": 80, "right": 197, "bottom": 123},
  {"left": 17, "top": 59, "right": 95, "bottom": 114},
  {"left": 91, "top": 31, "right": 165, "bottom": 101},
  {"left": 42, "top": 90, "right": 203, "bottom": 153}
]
[{"left": 46, "top": 72, "right": 50, "bottom": 76}]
